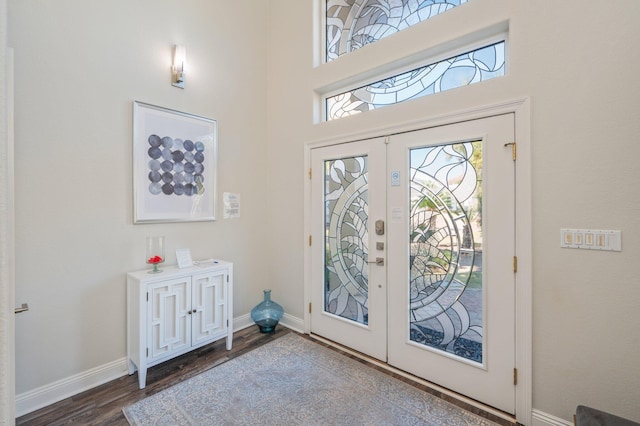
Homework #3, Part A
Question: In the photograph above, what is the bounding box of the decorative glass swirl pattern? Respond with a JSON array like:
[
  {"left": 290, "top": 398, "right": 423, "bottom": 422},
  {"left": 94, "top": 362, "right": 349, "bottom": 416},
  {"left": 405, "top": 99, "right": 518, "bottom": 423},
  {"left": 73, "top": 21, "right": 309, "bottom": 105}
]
[
  {"left": 326, "top": 0, "right": 469, "bottom": 62},
  {"left": 409, "top": 141, "right": 483, "bottom": 363},
  {"left": 324, "top": 156, "right": 369, "bottom": 325},
  {"left": 326, "top": 42, "right": 505, "bottom": 121}
]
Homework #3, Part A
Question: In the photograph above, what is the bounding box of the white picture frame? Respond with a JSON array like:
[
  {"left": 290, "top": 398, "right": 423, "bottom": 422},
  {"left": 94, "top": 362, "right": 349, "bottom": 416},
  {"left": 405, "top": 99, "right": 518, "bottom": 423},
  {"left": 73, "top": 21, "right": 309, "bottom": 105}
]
[
  {"left": 133, "top": 101, "right": 217, "bottom": 223},
  {"left": 175, "top": 248, "right": 194, "bottom": 269}
]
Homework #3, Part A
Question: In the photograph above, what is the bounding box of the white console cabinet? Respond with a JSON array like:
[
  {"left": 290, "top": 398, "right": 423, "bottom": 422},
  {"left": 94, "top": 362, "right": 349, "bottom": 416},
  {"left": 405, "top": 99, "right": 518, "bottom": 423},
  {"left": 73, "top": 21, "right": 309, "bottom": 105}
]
[{"left": 127, "top": 261, "right": 233, "bottom": 389}]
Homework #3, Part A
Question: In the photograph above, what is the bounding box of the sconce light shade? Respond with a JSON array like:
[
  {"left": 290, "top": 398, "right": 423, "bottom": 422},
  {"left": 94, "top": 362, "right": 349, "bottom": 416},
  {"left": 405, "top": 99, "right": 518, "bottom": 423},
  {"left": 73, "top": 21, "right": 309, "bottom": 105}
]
[{"left": 172, "top": 45, "right": 186, "bottom": 89}]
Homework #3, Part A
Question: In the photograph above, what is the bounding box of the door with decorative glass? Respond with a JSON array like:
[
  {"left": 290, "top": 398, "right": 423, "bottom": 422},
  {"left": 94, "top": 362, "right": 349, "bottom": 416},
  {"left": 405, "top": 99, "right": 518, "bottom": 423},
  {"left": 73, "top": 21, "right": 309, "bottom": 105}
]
[
  {"left": 310, "top": 114, "right": 516, "bottom": 413},
  {"left": 310, "top": 138, "right": 387, "bottom": 361},
  {"left": 387, "top": 114, "right": 516, "bottom": 414}
]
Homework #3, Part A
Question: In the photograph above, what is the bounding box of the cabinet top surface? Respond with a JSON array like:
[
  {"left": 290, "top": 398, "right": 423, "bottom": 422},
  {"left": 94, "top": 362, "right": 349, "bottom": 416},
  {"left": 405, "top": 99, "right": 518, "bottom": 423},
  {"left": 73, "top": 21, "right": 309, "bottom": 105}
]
[{"left": 127, "top": 260, "right": 232, "bottom": 281}]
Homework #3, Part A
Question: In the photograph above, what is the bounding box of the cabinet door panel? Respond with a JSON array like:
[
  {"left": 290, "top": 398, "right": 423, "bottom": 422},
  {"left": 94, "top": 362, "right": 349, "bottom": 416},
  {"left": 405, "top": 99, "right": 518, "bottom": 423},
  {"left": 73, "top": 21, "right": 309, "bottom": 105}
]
[
  {"left": 148, "top": 277, "right": 191, "bottom": 361},
  {"left": 192, "top": 272, "right": 226, "bottom": 345}
]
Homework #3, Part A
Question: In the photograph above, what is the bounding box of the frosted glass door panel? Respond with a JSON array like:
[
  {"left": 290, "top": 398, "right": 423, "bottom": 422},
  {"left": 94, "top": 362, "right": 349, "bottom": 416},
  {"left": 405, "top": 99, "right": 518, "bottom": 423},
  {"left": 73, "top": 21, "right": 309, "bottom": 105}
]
[
  {"left": 324, "top": 155, "right": 370, "bottom": 325},
  {"left": 409, "top": 141, "right": 483, "bottom": 363}
]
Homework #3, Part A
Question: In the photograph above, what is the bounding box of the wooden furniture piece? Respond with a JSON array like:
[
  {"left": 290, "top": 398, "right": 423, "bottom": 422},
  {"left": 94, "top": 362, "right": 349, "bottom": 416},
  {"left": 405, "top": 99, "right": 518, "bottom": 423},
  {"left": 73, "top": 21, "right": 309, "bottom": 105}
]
[{"left": 127, "top": 261, "right": 233, "bottom": 389}]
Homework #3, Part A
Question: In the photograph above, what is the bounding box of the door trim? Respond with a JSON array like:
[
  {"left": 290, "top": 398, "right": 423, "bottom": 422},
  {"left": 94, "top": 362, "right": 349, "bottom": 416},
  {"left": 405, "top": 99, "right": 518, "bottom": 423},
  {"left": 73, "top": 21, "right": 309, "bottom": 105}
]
[
  {"left": 1, "top": 46, "right": 16, "bottom": 423},
  {"left": 304, "top": 98, "right": 531, "bottom": 425}
]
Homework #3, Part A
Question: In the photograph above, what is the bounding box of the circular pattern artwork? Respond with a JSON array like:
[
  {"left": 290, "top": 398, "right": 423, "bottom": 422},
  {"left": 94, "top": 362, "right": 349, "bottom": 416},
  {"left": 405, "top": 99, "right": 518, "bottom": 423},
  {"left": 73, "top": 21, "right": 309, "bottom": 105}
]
[{"left": 147, "top": 134, "right": 205, "bottom": 197}]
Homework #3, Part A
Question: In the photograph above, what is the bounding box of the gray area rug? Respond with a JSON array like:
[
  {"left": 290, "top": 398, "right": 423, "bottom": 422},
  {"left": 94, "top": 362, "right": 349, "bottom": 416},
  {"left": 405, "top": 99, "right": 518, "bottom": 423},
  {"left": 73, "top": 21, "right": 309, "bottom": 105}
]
[{"left": 123, "top": 333, "right": 499, "bottom": 425}]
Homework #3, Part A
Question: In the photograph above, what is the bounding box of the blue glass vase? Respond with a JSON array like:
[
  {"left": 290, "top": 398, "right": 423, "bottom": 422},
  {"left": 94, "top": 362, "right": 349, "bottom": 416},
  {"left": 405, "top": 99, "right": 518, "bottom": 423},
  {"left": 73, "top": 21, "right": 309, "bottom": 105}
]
[{"left": 251, "top": 289, "right": 284, "bottom": 333}]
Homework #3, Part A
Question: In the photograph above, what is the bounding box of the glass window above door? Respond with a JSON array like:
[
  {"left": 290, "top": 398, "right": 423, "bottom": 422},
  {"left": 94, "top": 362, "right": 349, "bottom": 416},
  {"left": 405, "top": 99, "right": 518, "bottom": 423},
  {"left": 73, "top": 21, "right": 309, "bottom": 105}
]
[
  {"left": 326, "top": 41, "right": 505, "bottom": 121},
  {"left": 326, "top": 0, "right": 470, "bottom": 62}
]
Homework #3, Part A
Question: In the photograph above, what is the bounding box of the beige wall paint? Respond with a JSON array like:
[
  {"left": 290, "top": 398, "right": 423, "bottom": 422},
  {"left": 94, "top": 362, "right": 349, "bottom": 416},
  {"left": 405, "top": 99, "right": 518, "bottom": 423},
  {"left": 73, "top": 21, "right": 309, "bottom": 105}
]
[
  {"left": 266, "top": 0, "right": 640, "bottom": 423},
  {"left": 7, "top": 0, "right": 640, "bottom": 423},
  {"left": 8, "top": 0, "right": 269, "bottom": 394}
]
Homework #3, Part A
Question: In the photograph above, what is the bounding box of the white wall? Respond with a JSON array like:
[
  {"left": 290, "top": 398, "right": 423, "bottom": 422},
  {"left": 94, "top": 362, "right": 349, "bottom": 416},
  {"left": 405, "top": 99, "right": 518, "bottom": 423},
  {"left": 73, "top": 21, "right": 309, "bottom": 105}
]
[
  {"left": 7, "top": 0, "right": 640, "bottom": 423},
  {"left": 266, "top": 0, "right": 640, "bottom": 423},
  {"left": 8, "top": 0, "right": 269, "bottom": 395}
]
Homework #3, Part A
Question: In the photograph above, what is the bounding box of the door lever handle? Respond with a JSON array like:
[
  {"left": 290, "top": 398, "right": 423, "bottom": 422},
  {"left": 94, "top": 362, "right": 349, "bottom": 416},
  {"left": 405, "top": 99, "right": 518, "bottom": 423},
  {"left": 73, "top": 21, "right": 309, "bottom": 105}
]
[
  {"left": 15, "top": 303, "right": 29, "bottom": 314},
  {"left": 367, "top": 257, "right": 384, "bottom": 266}
]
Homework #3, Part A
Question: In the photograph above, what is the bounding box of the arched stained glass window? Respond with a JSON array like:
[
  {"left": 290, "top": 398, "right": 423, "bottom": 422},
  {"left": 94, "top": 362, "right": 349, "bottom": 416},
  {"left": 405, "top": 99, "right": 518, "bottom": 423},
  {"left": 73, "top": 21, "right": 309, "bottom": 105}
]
[
  {"left": 326, "top": 41, "right": 504, "bottom": 121},
  {"left": 326, "top": 0, "right": 470, "bottom": 62}
]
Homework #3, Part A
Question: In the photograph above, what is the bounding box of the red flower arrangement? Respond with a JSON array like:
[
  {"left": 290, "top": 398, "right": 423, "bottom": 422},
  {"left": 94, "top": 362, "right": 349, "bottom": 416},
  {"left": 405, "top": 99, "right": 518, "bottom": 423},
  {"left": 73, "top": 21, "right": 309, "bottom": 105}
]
[{"left": 147, "top": 255, "right": 163, "bottom": 264}]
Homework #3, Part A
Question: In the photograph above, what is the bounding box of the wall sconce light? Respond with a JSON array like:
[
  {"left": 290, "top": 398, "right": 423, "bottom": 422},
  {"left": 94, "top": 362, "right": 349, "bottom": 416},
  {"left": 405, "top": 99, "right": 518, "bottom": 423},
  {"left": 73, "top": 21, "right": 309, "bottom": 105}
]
[{"left": 172, "top": 45, "right": 186, "bottom": 89}]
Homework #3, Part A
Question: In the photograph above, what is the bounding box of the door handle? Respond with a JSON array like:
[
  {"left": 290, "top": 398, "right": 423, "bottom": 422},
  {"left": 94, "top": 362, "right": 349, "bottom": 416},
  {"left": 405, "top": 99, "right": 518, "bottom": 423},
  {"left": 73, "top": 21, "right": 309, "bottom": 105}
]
[
  {"left": 367, "top": 257, "right": 384, "bottom": 266},
  {"left": 15, "top": 303, "right": 29, "bottom": 314}
]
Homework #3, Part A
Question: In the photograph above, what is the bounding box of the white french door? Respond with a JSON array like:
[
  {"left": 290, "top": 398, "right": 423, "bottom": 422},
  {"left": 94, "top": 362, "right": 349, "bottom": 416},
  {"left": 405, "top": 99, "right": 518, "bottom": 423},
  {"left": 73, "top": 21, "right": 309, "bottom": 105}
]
[
  {"left": 310, "top": 138, "right": 387, "bottom": 361},
  {"left": 310, "top": 114, "right": 516, "bottom": 414},
  {"left": 387, "top": 114, "right": 516, "bottom": 414}
]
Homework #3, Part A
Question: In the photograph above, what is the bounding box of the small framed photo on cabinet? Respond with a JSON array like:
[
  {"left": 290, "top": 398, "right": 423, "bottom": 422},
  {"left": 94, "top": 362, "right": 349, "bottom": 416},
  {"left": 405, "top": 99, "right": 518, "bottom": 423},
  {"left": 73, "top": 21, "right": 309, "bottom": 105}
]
[{"left": 175, "top": 248, "right": 194, "bottom": 269}]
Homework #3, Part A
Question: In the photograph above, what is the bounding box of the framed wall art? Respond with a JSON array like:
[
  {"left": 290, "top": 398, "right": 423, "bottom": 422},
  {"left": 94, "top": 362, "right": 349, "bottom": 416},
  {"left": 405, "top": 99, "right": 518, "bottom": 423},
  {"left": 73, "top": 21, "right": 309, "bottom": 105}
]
[{"left": 133, "top": 101, "right": 217, "bottom": 223}]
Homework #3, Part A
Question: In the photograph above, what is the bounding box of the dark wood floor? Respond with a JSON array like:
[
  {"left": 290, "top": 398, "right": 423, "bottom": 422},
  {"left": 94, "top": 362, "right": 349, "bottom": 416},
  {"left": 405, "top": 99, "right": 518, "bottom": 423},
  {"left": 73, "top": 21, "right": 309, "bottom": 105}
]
[
  {"left": 16, "top": 326, "right": 515, "bottom": 426},
  {"left": 16, "top": 326, "right": 291, "bottom": 426}
]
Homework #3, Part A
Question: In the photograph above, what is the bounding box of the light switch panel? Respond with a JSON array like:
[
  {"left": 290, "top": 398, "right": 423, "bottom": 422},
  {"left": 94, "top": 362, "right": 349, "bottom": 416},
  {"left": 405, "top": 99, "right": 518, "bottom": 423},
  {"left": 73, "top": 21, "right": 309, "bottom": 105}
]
[{"left": 561, "top": 229, "right": 621, "bottom": 251}]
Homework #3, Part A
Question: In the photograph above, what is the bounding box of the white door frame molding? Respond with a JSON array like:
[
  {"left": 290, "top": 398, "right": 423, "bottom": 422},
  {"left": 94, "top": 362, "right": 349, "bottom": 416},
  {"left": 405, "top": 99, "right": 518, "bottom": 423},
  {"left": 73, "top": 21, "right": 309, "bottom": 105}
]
[
  {"left": 304, "top": 98, "right": 532, "bottom": 425},
  {"left": 1, "top": 39, "right": 17, "bottom": 423}
]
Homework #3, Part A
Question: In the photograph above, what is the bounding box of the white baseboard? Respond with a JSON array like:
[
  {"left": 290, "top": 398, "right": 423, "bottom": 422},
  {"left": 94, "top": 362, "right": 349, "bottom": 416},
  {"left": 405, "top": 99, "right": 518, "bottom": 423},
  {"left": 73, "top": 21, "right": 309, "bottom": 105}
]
[
  {"left": 15, "top": 357, "right": 129, "bottom": 418},
  {"left": 532, "top": 409, "right": 573, "bottom": 426},
  {"left": 232, "top": 312, "right": 254, "bottom": 331},
  {"left": 280, "top": 312, "right": 305, "bottom": 333},
  {"left": 15, "top": 313, "right": 302, "bottom": 418},
  {"left": 235, "top": 312, "right": 305, "bottom": 334}
]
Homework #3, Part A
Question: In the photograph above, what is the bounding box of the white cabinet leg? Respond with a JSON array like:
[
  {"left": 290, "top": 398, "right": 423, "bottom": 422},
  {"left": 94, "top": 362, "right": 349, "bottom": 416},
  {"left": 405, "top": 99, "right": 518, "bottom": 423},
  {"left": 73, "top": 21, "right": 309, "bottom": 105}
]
[{"left": 138, "top": 367, "right": 147, "bottom": 389}]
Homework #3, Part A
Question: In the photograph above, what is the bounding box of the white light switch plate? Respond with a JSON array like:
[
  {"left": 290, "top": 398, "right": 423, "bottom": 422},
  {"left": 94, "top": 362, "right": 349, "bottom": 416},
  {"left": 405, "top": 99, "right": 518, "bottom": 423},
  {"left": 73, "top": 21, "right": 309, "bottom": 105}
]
[{"left": 560, "top": 229, "right": 621, "bottom": 251}]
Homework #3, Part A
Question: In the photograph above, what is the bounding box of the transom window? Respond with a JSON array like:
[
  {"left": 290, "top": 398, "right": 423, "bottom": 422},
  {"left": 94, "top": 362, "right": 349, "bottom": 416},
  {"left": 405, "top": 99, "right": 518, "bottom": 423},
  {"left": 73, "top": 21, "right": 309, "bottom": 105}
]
[
  {"left": 326, "top": 41, "right": 505, "bottom": 121},
  {"left": 326, "top": 0, "right": 470, "bottom": 62}
]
